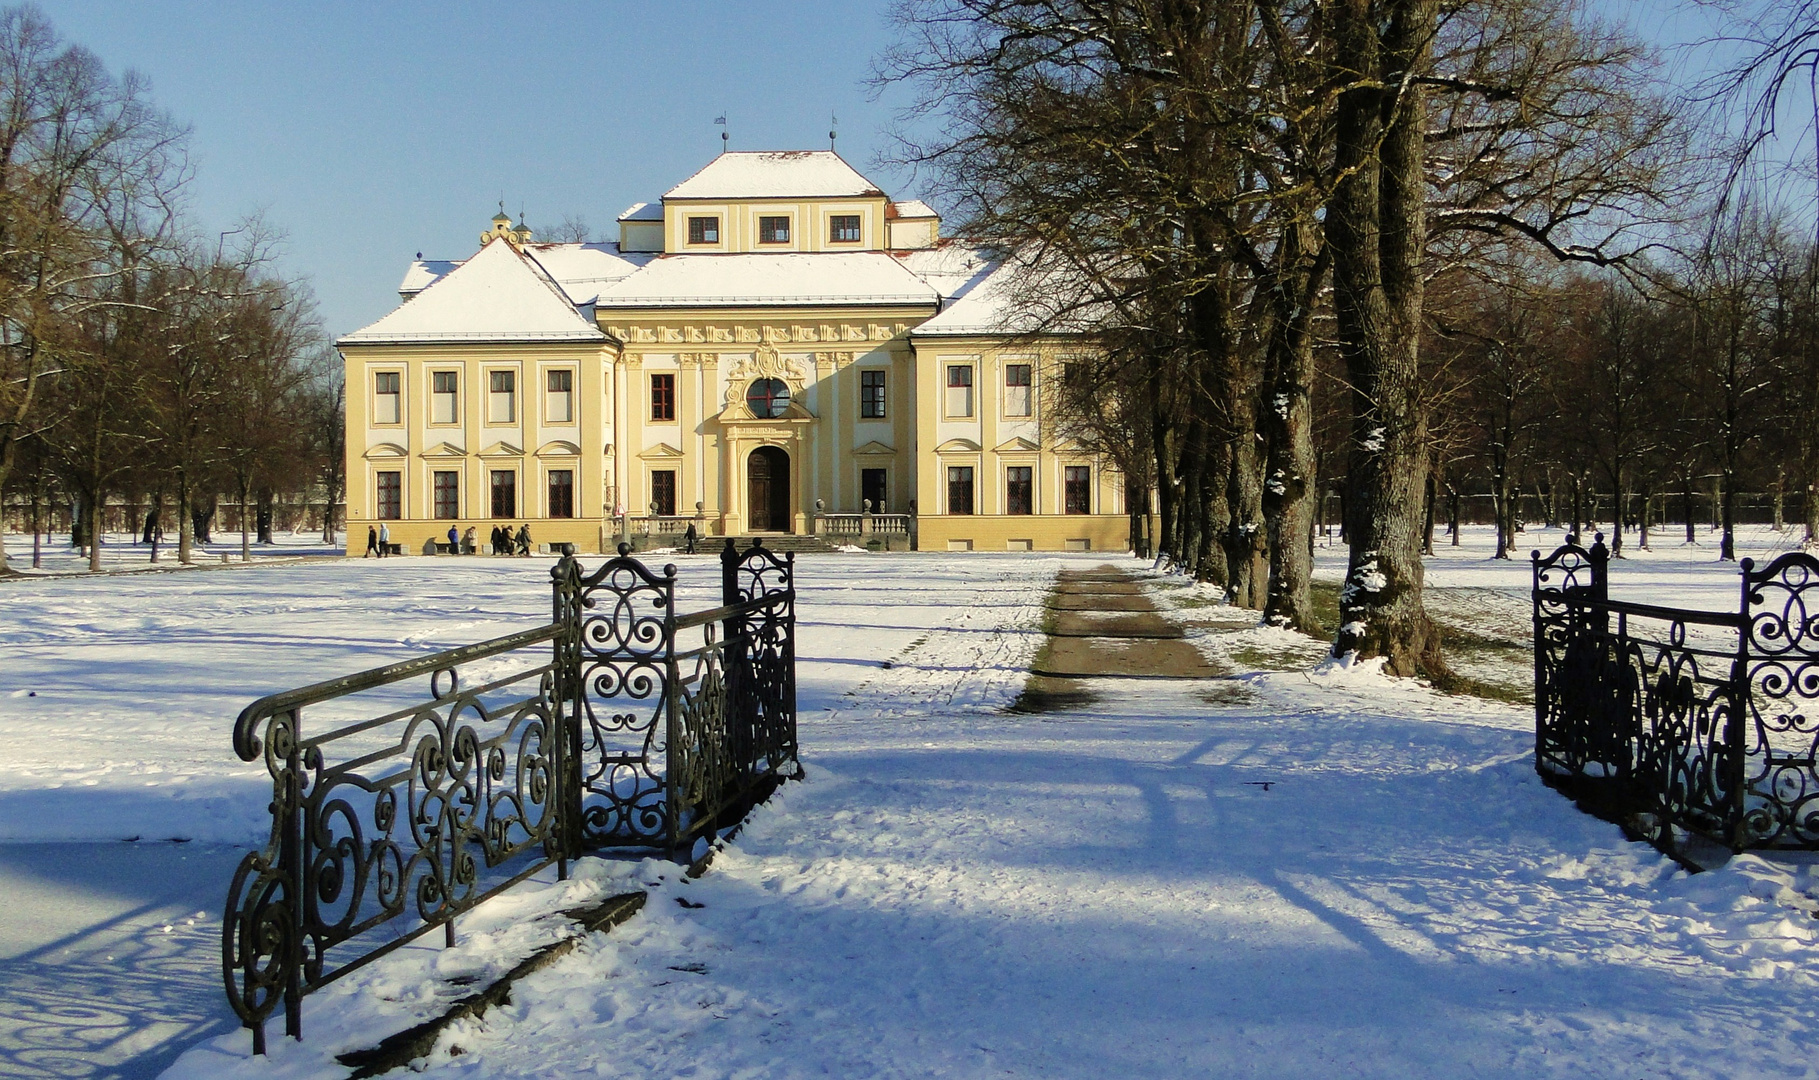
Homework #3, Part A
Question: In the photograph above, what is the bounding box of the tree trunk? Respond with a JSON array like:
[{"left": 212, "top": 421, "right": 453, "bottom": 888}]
[
  {"left": 1422, "top": 469, "right": 1437, "bottom": 556},
  {"left": 1719, "top": 468, "right": 1736, "bottom": 561},
  {"left": 29, "top": 481, "right": 41, "bottom": 569},
  {"left": 177, "top": 470, "right": 194, "bottom": 563},
  {"left": 1328, "top": 0, "right": 1444, "bottom": 677},
  {"left": 85, "top": 489, "right": 102, "bottom": 573},
  {"left": 1682, "top": 474, "right": 1696, "bottom": 544},
  {"left": 1639, "top": 479, "right": 1653, "bottom": 550},
  {"left": 240, "top": 479, "right": 253, "bottom": 562},
  {"left": 1262, "top": 249, "right": 1323, "bottom": 633}
]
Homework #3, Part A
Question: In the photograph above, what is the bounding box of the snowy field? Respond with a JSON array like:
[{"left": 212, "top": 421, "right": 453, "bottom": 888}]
[
  {"left": 2, "top": 529, "right": 343, "bottom": 576},
  {"left": 1, "top": 524, "right": 1816, "bottom": 1078}
]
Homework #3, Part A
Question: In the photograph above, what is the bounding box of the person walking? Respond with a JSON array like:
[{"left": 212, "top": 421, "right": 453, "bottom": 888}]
[
  {"left": 490, "top": 524, "right": 504, "bottom": 555},
  {"left": 515, "top": 523, "right": 532, "bottom": 557},
  {"left": 377, "top": 522, "right": 390, "bottom": 558},
  {"left": 446, "top": 525, "right": 459, "bottom": 553},
  {"left": 364, "top": 525, "right": 379, "bottom": 558},
  {"left": 462, "top": 525, "right": 477, "bottom": 555},
  {"left": 684, "top": 521, "right": 698, "bottom": 554}
]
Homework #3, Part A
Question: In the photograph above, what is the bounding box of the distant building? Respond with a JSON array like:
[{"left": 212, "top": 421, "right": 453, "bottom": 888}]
[{"left": 337, "top": 150, "right": 1130, "bottom": 554}]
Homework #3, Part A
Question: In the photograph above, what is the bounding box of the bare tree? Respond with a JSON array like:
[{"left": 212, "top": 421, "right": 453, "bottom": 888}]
[{"left": 0, "top": 5, "right": 186, "bottom": 571}]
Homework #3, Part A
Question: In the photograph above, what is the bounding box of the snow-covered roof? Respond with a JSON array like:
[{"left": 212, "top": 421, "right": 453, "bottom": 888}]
[
  {"left": 896, "top": 243, "right": 995, "bottom": 303},
  {"left": 343, "top": 238, "right": 605, "bottom": 345},
  {"left": 525, "top": 242, "right": 654, "bottom": 305},
  {"left": 913, "top": 256, "right": 1093, "bottom": 338},
  {"left": 617, "top": 201, "right": 662, "bottom": 222},
  {"left": 399, "top": 259, "right": 461, "bottom": 297},
  {"left": 594, "top": 252, "right": 938, "bottom": 309},
  {"left": 664, "top": 151, "right": 885, "bottom": 200},
  {"left": 890, "top": 199, "right": 938, "bottom": 220}
]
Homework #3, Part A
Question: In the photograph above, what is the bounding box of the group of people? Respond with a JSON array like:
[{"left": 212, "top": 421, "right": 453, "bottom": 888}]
[
  {"left": 482, "top": 523, "right": 532, "bottom": 557},
  {"left": 362, "top": 522, "right": 392, "bottom": 557},
  {"left": 363, "top": 522, "right": 532, "bottom": 557}
]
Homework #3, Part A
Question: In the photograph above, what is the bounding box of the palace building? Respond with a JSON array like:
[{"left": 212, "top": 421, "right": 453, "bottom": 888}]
[{"left": 338, "top": 150, "right": 1131, "bottom": 554}]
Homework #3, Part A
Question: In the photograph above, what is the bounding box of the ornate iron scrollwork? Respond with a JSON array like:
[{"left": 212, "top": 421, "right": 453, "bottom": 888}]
[
  {"left": 228, "top": 544, "right": 799, "bottom": 1052},
  {"left": 1532, "top": 540, "right": 1819, "bottom": 856}
]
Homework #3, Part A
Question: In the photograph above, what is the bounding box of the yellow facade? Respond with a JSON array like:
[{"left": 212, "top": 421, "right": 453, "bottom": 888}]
[{"left": 338, "top": 151, "right": 1130, "bottom": 555}]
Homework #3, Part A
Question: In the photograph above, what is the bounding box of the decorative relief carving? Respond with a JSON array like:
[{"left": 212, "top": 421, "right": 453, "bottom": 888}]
[
  {"left": 709, "top": 326, "right": 733, "bottom": 343},
  {"left": 721, "top": 343, "right": 809, "bottom": 410},
  {"left": 736, "top": 327, "right": 761, "bottom": 343},
  {"left": 687, "top": 326, "right": 706, "bottom": 342},
  {"left": 793, "top": 325, "right": 818, "bottom": 342},
  {"left": 622, "top": 353, "right": 643, "bottom": 369},
  {"left": 660, "top": 327, "right": 684, "bottom": 343}
]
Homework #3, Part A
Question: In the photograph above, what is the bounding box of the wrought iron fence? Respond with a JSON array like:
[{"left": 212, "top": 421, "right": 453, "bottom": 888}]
[
  {"left": 224, "top": 540, "right": 797, "bottom": 1052},
  {"left": 1532, "top": 534, "right": 1819, "bottom": 857}
]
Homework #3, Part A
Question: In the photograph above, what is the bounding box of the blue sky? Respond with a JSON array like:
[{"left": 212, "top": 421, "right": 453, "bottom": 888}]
[
  {"left": 29, "top": 2, "right": 1776, "bottom": 344},
  {"left": 33, "top": 1, "right": 922, "bottom": 341}
]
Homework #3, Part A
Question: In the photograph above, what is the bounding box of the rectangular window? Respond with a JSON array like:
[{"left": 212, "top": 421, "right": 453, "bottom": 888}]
[
  {"left": 945, "top": 365, "right": 973, "bottom": 417},
  {"left": 548, "top": 469, "right": 574, "bottom": 519},
  {"left": 546, "top": 369, "right": 573, "bottom": 423},
  {"left": 650, "top": 372, "right": 675, "bottom": 421},
  {"left": 1006, "top": 466, "right": 1033, "bottom": 515},
  {"left": 374, "top": 371, "right": 401, "bottom": 425},
  {"left": 947, "top": 466, "right": 975, "bottom": 515},
  {"left": 860, "top": 369, "right": 887, "bottom": 419},
  {"left": 488, "top": 370, "right": 515, "bottom": 423},
  {"left": 1004, "top": 364, "right": 1032, "bottom": 417},
  {"left": 861, "top": 468, "right": 887, "bottom": 512},
  {"left": 376, "top": 471, "right": 401, "bottom": 520},
  {"left": 650, "top": 470, "right": 677, "bottom": 516},
  {"left": 829, "top": 214, "right": 861, "bottom": 243},
  {"left": 758, "top": 215, "right": 790, "bottom": 244},
  {"left": 1062, "top": 361, "right": 1084, "bottom": 388},
  {"left": 490, "top": 470, "right": 516, "bottom": 518},
  {"left": 1065, "top": 466, "right": 1091, "bottom": 514},
  {"left": 431, "top": 371, "right": 458, "bottom": 424},
  {"left": 687, "top": 216, "right": 719, "bottom": 244},
  {"left": 433, "top": 470, "right": 459, "bottom": 519}
]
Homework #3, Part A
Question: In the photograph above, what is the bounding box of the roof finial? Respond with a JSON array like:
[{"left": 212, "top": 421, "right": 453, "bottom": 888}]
[
  {"left": 716, "top": 113, "right": 728, "bottom": 153},
  {"left": 830, "top": 112, "right": 838, "bottom": 152}
]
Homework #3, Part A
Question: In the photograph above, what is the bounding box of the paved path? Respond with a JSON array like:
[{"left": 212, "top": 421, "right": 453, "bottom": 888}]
[
  {"left": 0, "top": 842, "right": 242, "bottom": 1080},
  {"left": 1032, "top": 566, "right": 1228, "bottom": 680}
]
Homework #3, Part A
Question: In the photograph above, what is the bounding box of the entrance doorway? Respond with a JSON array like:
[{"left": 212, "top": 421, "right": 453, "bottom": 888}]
[{"left": 747, "top": 446, "right": 792, "bottom": 532}]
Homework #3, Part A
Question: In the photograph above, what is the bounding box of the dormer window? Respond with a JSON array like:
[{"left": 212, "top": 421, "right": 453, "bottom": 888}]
[
  {"left": 830, "top": 215, "right": 861, "bottom": 243},
  {"left": 687, "top": 216, "right": 719, "bottom": 244},
  {"left": 759, "top": 216, "right": 790, "bottom": 244}
]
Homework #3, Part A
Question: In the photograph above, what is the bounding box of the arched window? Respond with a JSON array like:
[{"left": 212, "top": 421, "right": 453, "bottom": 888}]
[{"left": 746, "top": 378, "right": 791, "bottom": 418}]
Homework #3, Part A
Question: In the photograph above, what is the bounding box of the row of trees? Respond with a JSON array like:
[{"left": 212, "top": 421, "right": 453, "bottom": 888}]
[
  {"left": 1436, "top": 209, "right": 1819, "bottom": 566},
  {"left": 0, "top": 6, "right": 339, "bottom": 573},
  {"left": 883, "top": 0, "right": 1798, "bottom": 678}
]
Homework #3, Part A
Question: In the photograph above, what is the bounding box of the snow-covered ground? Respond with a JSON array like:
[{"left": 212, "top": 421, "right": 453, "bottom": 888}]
[
  {"left": 2, "top": 530, "right": 342, "bottom": 576},
  {"left": 1, "top": 524, "right": 1815, "bottom": 1079}
]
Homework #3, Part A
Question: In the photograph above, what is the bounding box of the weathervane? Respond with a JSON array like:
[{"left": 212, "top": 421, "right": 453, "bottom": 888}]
[
  {"left": 716, "top": 113, "right": 728, "bottom": 153},
  {"left": 830, "top": 112, "right": 838, "bottom": 151}
]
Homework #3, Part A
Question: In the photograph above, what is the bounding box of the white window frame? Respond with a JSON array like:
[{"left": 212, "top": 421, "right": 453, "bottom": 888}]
[{"left": 487, "top": 369, "right": 516, "bottom": 425}]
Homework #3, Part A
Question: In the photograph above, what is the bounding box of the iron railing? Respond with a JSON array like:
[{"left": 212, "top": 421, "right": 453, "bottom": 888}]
[
  {"left": 223, "top": 540, "right": 797, "bottom": 1052},
  {"left": 1533, "top": 534, "right": 1819, "bottom": 857}
]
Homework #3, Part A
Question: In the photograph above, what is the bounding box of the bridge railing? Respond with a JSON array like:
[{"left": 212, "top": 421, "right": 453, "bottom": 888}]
[
  {"left": 1532, "top": 534, "right": 1819, "bottom": 857},
  {"left": 224, "top": 540, "right": 797, "bottom": 1052}
]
